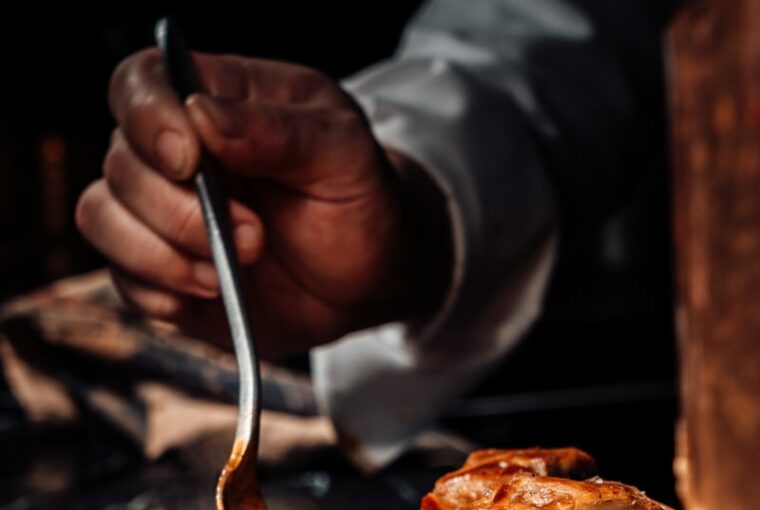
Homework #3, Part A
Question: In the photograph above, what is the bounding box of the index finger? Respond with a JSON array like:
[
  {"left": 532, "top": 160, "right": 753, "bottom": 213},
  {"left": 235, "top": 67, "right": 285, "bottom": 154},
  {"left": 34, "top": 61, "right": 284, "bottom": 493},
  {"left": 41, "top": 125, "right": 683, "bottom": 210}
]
[{"left": 109, "top": 47, "right": 204, "bottom": 179}]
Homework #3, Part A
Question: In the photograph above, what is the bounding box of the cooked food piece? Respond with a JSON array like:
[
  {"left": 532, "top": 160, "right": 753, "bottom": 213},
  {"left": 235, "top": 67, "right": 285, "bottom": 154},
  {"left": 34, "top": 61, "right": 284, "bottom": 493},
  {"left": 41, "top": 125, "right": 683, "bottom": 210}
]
[
  {"left": 454, "top": 448, "right": 598, "bottom": 479},
  {"left": 423, "top": 448, "right": 597, "bottom": 510},
  {"left": 473, "top": 472, "right": 673, "bottom": 510},
  {"left": 421, "top": 448, "right": 673, "bottom": 510}
]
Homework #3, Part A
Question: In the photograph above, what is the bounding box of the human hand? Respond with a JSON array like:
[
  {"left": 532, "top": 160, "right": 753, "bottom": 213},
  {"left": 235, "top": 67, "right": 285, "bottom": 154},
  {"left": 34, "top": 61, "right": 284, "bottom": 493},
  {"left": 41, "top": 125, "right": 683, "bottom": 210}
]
[{"left": 76, "top": 49, "right": 450, "bottom": 356}]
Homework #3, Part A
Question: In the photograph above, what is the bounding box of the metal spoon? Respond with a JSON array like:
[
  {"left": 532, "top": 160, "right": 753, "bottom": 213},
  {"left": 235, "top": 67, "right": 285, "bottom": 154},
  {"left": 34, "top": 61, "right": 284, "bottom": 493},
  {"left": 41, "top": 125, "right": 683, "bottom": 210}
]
[{"left": 154, "top": 17, "right": 265, "bottom": 510}]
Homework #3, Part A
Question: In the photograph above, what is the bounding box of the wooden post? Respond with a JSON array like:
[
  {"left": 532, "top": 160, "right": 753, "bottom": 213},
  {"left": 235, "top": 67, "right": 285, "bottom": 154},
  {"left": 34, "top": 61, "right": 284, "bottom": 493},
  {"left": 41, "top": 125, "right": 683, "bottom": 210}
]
[{"left": 670, "top": 2, "right": 760, "bottom": 509}]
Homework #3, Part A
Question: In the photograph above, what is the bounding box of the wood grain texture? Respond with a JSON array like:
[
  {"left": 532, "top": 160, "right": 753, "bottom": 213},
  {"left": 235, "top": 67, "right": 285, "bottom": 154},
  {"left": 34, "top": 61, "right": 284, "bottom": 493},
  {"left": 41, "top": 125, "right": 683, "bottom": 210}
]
[{"left": 670, "top": 2, "right": 760, "bottom": 509}]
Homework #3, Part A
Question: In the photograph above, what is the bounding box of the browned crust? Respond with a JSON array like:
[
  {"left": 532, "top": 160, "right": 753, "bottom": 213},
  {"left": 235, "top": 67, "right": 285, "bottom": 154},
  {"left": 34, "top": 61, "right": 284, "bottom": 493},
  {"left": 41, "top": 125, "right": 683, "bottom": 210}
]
[{"left": 421, "top": 448, "right": 672, "bottom": 510}]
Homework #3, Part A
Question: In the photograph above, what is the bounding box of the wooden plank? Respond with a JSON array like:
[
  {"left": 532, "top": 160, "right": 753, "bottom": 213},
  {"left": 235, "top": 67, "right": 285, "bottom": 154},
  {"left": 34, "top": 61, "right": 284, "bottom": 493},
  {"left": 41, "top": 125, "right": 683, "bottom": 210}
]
[{"left": 670, "top": 2, "right": 760, "bottom": 508}]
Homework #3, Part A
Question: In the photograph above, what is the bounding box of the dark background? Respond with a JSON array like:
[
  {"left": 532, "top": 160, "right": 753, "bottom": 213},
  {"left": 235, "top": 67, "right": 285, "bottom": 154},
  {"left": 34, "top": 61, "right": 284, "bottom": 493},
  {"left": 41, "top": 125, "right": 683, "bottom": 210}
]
[{"left": 0, "top": 4, "right": 678, "bottom": 508}]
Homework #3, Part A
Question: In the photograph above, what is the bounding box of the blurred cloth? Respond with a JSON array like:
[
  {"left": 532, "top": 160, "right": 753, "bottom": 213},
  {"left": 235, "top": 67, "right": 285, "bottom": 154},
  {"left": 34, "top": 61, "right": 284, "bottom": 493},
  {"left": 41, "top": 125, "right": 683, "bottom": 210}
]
[
  {"left": 0, "top": 270, "right": 480, "bottom": 510},
  {"left": 314, "top": 0, "right": 679, "bottom": 470},
  {"left": 0, "top": 270, "right": 335, "bottom": 468}
]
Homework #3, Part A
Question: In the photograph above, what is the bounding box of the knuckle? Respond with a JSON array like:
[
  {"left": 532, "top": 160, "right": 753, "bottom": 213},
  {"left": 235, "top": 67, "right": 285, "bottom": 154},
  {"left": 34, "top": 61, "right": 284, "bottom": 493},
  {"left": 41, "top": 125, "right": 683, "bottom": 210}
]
[
  {"left": 109, "top": 48, "right": 160, "bottom": 113},
  {"left": 75, "top": 180, "right": 105, "bottom": 234},
  {"left": 102, "top": 141, "right": 130, "bottom": 192}
]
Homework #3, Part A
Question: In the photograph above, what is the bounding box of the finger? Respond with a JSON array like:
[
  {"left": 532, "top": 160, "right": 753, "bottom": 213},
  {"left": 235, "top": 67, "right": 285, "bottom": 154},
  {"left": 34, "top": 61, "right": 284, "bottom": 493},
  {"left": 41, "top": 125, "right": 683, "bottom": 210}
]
[
  {"left": 109, "top": 48, "right": 201, "bottom": 179},
  {"left": 185, "top": 93, "right": 379, "bottom": 199},
  {"left": 111, "top": 266, "right": 235, "bottom": 350},
  {"left": 76, "top": 179, "right": 221, "bottom": 298},
  {"left": 108, "top": 49, "right": 322, "bottom": 181},
  {"left": 104, "top": 130, "right": 265, "bottom": 264},
  {"left": 110, "top": 267, "right": 192, "bottom": 320}
]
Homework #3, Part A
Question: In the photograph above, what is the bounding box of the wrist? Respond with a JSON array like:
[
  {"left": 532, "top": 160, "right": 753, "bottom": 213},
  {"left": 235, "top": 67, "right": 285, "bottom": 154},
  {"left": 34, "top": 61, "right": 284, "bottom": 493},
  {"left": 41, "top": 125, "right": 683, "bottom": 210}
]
[{"left": 384, "top": 148, "right": 453, "bottom": 323}]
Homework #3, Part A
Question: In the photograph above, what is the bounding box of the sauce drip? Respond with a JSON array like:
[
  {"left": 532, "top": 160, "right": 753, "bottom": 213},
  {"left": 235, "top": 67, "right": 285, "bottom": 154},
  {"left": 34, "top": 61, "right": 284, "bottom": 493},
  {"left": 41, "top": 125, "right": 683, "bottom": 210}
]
[{"left": 215, "top": 438, "right": 267, "bottom": 510}]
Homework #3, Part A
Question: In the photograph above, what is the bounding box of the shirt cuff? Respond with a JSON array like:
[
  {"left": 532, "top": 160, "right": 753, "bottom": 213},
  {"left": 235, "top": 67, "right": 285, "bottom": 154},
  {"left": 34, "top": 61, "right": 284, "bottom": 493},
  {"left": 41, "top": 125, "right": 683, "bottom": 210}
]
[{"left": 311, "top": 232, "right": 556, "bottom": 471}]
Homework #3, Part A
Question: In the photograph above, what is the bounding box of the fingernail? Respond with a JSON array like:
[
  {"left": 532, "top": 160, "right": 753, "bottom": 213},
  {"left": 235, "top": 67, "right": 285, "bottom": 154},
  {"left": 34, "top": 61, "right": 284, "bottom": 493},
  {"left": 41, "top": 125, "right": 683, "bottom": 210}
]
[
  {"left": 193, "top": 261, "right": 219, "bottom": 291},
  {"left": 156, "top": 130, "right": 188, "bottom": 178},
  {"left": 235, "top": 224, "right": 259, "bottom": 262},
  {"left": 190, "top": 95, "right": 242, "bottom": 138}
]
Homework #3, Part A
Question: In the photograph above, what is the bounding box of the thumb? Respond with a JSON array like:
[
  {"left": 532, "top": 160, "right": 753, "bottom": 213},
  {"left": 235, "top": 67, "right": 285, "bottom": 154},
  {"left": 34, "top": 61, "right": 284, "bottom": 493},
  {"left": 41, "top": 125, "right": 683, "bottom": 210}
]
[{"left": 185, "top": 93, "right": 315, "bottom": 179}]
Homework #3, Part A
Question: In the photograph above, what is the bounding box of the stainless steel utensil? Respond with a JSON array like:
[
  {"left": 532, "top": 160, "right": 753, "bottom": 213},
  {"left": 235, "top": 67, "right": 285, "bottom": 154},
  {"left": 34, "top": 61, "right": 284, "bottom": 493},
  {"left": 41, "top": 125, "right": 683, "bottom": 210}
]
[{"left": 154, "top": 17, "right": 264, "bottom": 510}]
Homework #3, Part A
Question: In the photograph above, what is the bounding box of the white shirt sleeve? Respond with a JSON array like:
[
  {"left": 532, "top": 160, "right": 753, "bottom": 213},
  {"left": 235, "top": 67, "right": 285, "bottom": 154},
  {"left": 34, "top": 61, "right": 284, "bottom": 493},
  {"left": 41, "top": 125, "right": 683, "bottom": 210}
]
[{"left": 311, "top": 0, "right": 661, "bottom": 470}]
